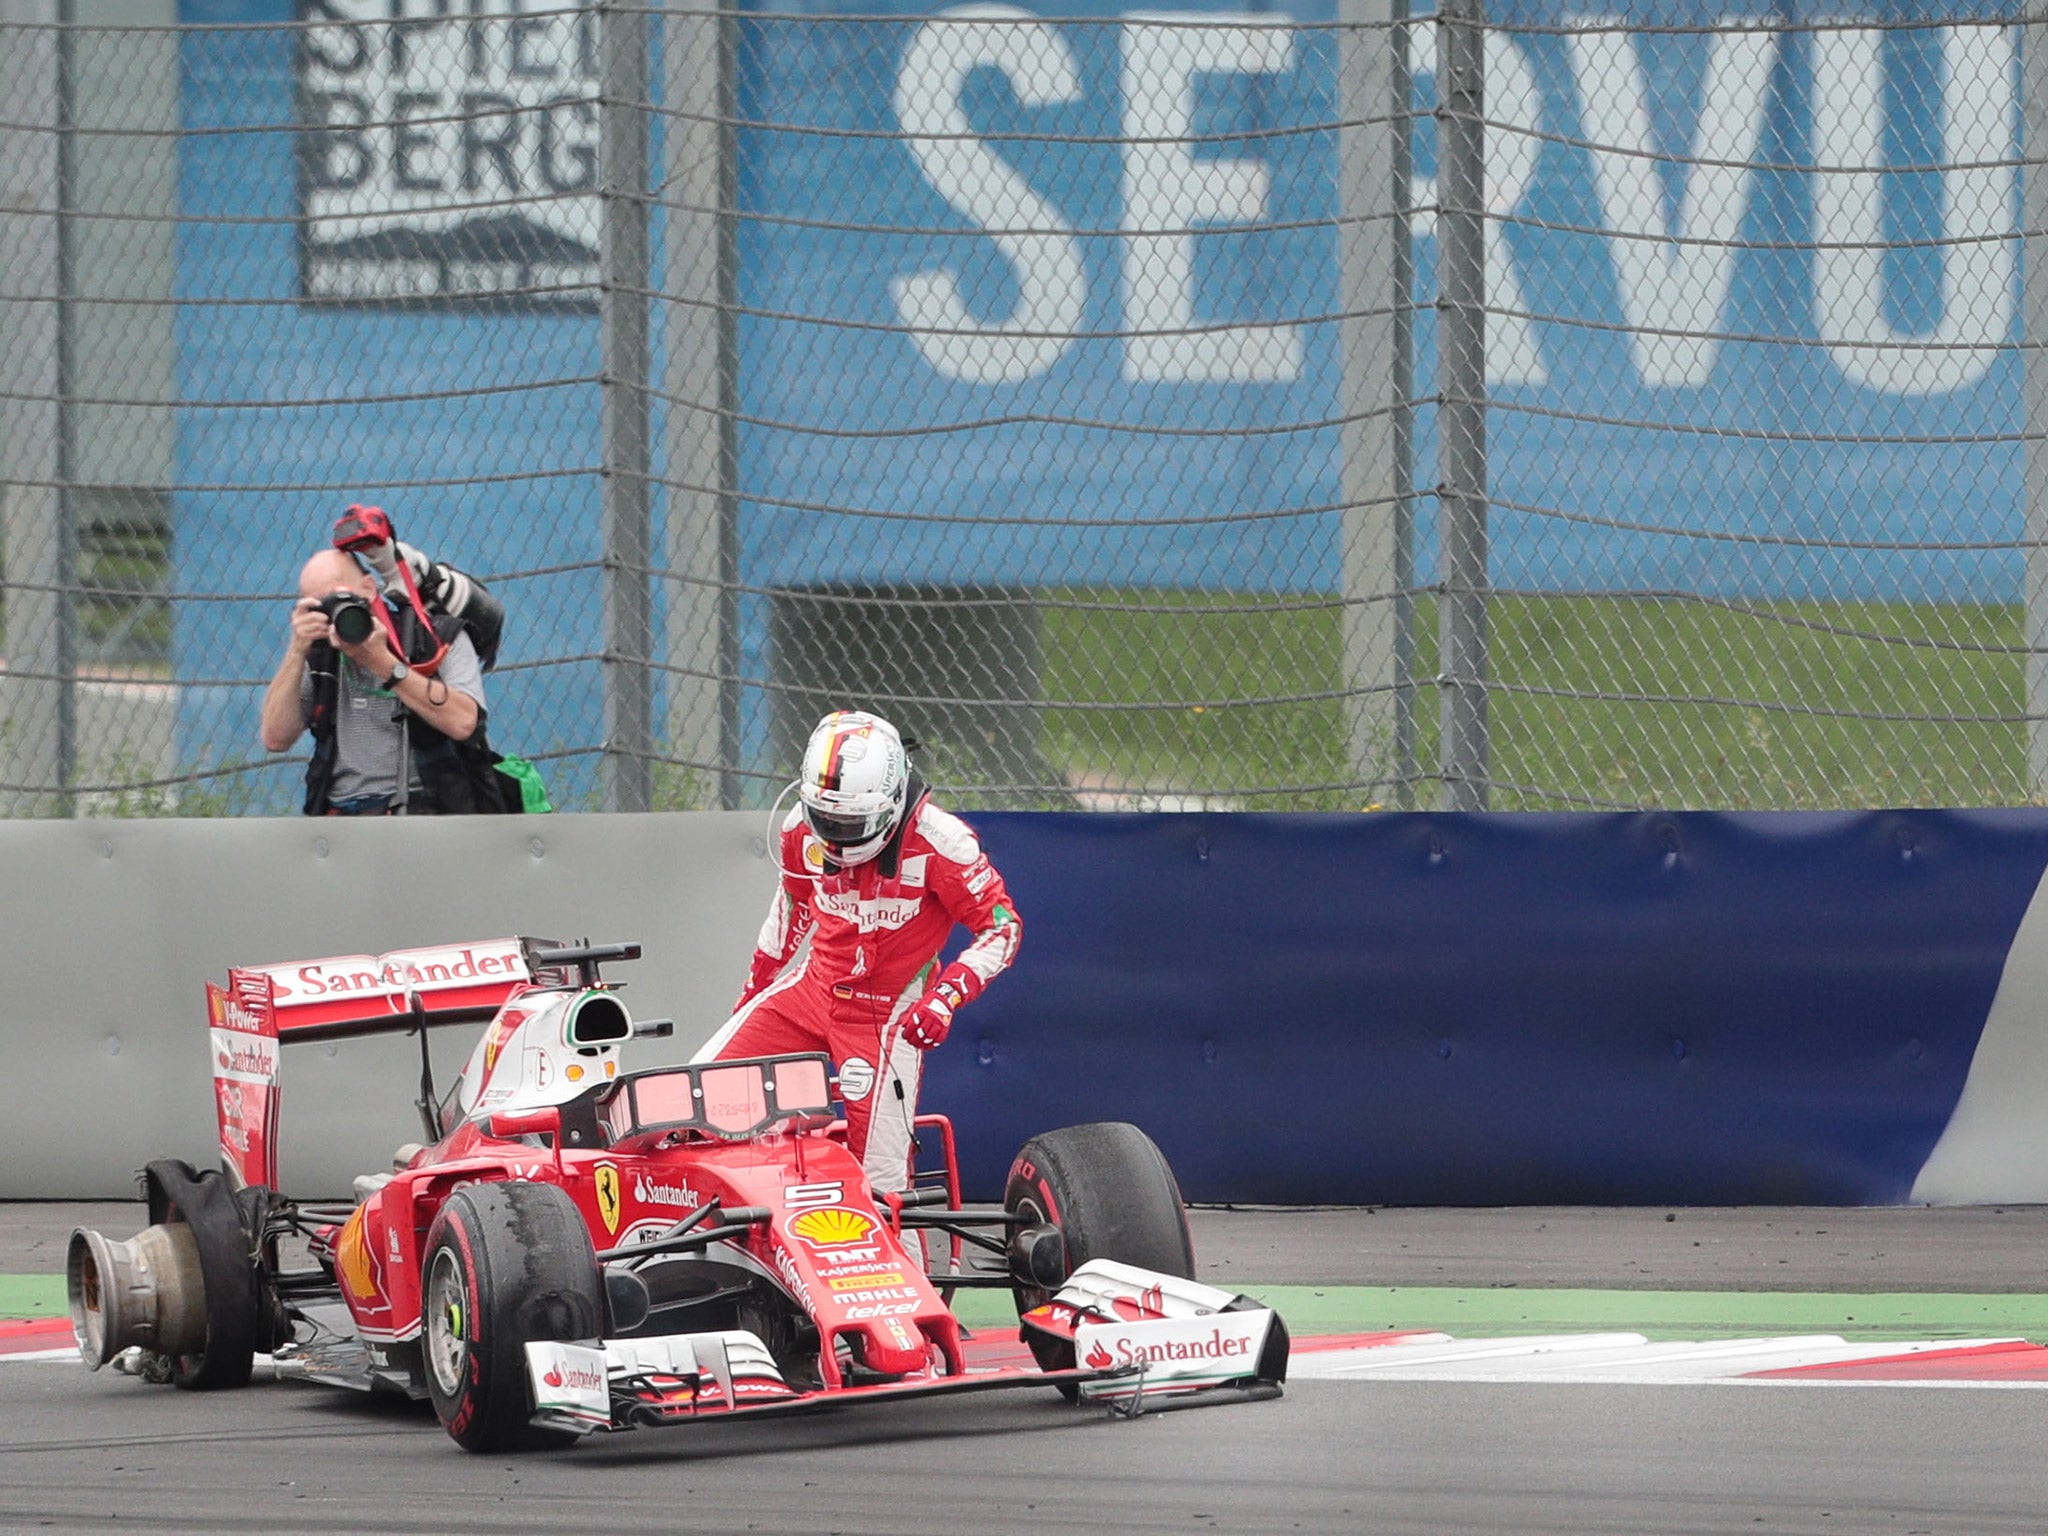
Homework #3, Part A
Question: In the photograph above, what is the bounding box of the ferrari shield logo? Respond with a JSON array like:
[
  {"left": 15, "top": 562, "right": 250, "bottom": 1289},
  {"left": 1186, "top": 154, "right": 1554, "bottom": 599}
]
[{"left": 595, "top": 1163, "right": 622, "bottom": 1236}]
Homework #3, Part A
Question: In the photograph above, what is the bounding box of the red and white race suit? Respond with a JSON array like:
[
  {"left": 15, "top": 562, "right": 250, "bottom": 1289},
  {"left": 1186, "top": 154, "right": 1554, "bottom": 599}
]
[{"left": 693, "top": 794, "right": 1021, "bottom": 1194}]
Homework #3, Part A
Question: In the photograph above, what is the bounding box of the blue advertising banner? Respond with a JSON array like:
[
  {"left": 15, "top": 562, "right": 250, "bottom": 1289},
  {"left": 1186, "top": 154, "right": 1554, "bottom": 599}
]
[
  {"left": 733, "top": 0, "right": 1344, "bottom": 595},
  {"left": 166, "top": 0, "right": 2024, "bottom": 794},
  {"left": 928, "top": 806, "right": 2048, "bottom": 1204},
  {"left": 734, "top": 0, "right": 2023, "bottom": 610},
  {"left": 1422, "top": 2, "right": 2021, "bottom": 602}
]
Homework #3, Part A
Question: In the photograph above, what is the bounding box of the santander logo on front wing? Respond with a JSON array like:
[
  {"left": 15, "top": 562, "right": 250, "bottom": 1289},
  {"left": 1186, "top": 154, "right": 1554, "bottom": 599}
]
[{"left": 1074, "top": 1310, "right": 1272, "bottom": 1382}]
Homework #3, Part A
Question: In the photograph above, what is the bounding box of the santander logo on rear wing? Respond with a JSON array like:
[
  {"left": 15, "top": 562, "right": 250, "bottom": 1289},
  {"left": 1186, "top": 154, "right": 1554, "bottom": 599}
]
[
  {"left": 208, "top": 968, "right": 282, "bottom": 1191},
  {"left": 243, "top": 937, "right": 532, "bottom": 1040}
]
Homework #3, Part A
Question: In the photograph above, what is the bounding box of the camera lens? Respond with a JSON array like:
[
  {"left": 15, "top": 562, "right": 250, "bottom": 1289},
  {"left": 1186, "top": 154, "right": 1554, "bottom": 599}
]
[
  {"left": 319, "top": 592, "right": 375, "bottom": 645},
  {"left": 332, "top": 602, "right": 374, "bottom": 645}
]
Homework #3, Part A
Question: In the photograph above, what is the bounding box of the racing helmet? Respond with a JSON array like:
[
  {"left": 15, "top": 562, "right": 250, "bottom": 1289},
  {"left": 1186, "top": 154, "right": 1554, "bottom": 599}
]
[{"left": 797, "top": 710, "right": 909, "bottom": 865}]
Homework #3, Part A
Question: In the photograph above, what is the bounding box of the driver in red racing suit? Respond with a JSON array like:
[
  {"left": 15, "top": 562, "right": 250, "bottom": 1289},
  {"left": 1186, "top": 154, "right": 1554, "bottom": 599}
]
[{"left": 693, "top": 710, "right": 1021, "bottom": 1197}]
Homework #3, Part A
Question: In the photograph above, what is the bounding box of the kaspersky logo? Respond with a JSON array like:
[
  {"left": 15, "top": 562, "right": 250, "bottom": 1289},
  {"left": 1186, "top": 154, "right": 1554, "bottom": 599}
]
[{"left": 594, "top": 1164, "right": 622, "bottom": 1235}]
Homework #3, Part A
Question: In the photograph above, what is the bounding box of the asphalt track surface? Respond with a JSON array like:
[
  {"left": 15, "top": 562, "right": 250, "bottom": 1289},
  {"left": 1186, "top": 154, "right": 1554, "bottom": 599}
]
[{"left": 4, "top": 1203, "right": 2048, "bottom": 1535}]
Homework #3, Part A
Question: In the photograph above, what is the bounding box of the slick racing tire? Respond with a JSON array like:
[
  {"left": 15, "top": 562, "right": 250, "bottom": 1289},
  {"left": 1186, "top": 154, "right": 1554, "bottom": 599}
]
[
  {"left": 421, "top": 1181, "right": 604, "bottom": 1453},
  {"left": 1004, "top": 1122, "right": 1195, "bottom": 1380},
  {"left": 140, "top": 1160, "right": 261, "bottom": 1392}
]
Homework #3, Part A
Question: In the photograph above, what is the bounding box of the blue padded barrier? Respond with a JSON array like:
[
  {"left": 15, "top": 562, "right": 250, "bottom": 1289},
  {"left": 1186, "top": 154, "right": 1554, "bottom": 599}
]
[{"left": 924, "top": 810, "right": 2048, "bottom": 1205}]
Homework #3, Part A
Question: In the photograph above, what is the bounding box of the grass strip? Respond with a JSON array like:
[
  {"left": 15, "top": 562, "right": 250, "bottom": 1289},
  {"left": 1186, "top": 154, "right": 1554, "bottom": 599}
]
[
  {"left": 0, "top": 1277, "right": 65, "bottom": 1320},
  {"left": 950, "top": 1284, "right": 2048, "bottom": 1343},
  {"left": 1037, "top": 591, "right": 2030, "bottom": 809}
]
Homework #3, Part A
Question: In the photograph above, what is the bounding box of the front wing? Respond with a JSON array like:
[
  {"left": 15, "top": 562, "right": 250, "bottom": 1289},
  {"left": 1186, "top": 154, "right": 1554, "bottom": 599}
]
[
  {"left": 525, "top": 1331, "right": 1102, "bottom": 1434},
  {"left": 523, "top": 1262, "right": 1288, "bottom": 1436}
]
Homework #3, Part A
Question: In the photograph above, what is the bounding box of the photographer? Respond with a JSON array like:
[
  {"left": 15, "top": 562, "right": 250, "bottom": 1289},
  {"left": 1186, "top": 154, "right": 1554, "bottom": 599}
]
[{"left": 259, "top": 547, "right": 486, "bottom": 815}]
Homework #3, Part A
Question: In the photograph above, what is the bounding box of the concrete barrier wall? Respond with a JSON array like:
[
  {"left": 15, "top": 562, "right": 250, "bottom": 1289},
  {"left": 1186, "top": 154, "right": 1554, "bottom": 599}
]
[
  {"left": 10, "top": 808, "right": 2048, "bottom": 1204},
  {"left": 0, "top": 814, "right": 776, "bottom": 1197}
]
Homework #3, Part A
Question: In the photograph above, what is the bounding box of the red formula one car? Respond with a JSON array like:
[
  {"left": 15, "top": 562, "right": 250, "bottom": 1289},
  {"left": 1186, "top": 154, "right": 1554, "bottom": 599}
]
[{"left": 67, "top": 937, "right": 1287, "bottom": 1451}]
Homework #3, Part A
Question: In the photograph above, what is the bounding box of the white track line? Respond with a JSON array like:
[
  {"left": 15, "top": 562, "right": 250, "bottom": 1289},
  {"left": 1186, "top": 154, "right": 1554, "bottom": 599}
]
[{"left": 1289, "top": 1333, "right": 2042, "bottom": 1385}]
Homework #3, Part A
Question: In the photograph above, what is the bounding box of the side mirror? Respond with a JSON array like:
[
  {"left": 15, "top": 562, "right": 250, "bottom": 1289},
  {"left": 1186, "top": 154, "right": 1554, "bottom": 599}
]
[
  {"left": 631, "top": 1018, "right": 675, "bottom": 1039},
  {"left": 487, "top": 1105, "right": 563, "bottom": 1141}
]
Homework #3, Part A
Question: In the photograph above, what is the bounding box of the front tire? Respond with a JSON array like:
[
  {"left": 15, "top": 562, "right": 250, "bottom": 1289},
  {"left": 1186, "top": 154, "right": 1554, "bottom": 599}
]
[
  {"left": 420, "top": 1182, "right": 603, "bottom": 1453},
  {"left": 1004, "top": 1122, "right": 1195, "bottom": 1377}
]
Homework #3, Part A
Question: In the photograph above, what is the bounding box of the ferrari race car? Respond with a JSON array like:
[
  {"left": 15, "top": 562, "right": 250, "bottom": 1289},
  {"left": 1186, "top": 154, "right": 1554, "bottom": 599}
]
[{"left": 66, "top": 937, "right": 1288, "bottom": 1451}]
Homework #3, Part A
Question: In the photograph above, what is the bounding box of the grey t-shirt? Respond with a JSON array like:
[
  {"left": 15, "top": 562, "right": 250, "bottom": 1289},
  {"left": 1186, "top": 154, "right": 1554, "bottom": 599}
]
[{"left": 300, "top": 631, "right": 487, "bottom": 806}]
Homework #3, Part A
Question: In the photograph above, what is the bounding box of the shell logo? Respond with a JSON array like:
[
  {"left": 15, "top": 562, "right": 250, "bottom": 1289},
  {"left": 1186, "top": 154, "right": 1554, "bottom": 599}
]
[{"left": 790, "top": 1207, "right": 877, "bottom": 1249}]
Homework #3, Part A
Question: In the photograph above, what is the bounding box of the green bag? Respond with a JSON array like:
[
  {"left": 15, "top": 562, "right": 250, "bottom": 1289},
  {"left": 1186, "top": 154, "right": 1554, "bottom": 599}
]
[{"left": 492, "top": 753, "right": 554, "bottom": 814}]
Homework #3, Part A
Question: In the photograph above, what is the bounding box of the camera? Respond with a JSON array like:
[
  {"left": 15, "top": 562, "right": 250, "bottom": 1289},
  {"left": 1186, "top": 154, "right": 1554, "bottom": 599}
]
[
  {"left": 317, "top": 591, "right": 376, "bottom": 646},
  {"left": 330, "top": 503, "right": 505, "bottom": 671}
]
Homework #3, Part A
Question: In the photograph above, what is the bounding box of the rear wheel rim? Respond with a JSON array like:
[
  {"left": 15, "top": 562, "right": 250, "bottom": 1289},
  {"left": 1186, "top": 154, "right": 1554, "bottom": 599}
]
[{"left": 423, "top": 1248, "right": 468, "bottom": 1398}]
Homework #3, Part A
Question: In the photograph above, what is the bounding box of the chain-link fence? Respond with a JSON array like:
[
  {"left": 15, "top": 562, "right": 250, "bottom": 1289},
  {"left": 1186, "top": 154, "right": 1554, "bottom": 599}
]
[{"left": 0, "top": 0, "right": 2039, "bottom": 815}]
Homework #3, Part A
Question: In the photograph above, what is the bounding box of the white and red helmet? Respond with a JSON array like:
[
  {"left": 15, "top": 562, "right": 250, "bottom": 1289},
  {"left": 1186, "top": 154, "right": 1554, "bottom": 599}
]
[{"left": 798, "top": 710, "right": 909, "bottom": 865}]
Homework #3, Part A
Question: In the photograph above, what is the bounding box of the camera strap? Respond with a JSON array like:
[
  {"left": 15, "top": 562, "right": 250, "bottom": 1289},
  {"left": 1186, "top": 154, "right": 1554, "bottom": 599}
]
[{"left": 369, "top": 583, "right": 448, "bottom": 677}]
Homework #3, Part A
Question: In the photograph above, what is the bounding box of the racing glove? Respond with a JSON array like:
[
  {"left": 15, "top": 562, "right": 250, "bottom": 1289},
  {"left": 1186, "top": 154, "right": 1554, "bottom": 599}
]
[{"left": 901, "top": 963, "right": 980, "bottom": 1051}]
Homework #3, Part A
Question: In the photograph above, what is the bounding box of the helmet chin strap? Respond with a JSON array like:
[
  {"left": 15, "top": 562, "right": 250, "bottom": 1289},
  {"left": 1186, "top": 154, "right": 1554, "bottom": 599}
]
[{"left": 869, "top": 774, "right": 927, "bottom": 878}]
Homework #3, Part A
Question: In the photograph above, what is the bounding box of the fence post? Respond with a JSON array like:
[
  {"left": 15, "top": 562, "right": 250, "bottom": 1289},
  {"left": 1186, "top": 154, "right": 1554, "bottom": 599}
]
[
  {"left": 0, "top": 0, "right": 72, "bottom": 817},
  {"left": 601, "top": 0, "right": 654, "bottom": 813},
  {"left": 2027, "top": 4, "right": 2048, "bottom": 797},
  {"left": 663, "top": 0, "right": 739, "bottom": 810},
  {"left": 1390, "top": 0, "right": 1416, "bottom": 810},
  {"left": 1436, "top": 0, "right": 1488, "bottom": 810},
  {"left": 1338, "top": 0, "right": 1410, "bottom": 808}
]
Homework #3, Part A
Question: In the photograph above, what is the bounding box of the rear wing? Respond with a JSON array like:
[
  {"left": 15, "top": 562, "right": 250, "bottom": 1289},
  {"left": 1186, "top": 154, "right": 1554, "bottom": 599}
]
[
  {"left": 207, "top": 970, "right": 284, "bottom": 1191},
  {"left": 205, "top": 938, "right": 643, "bottom": 1190},
  {"left": 204, "top": 938, "right": 534, "bottom": 1190},
  {"left": 246, "top": 937, "right": 537, "bottom": 1042},
  {"left": 206, "top": 937, "right": 638, "bottom": 1187}
]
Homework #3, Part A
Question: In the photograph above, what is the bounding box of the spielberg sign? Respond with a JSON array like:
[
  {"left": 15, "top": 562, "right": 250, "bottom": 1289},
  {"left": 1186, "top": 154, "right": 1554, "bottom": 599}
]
[{"left": 295, "top": 0, "right": 599, "bottom": 309}]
